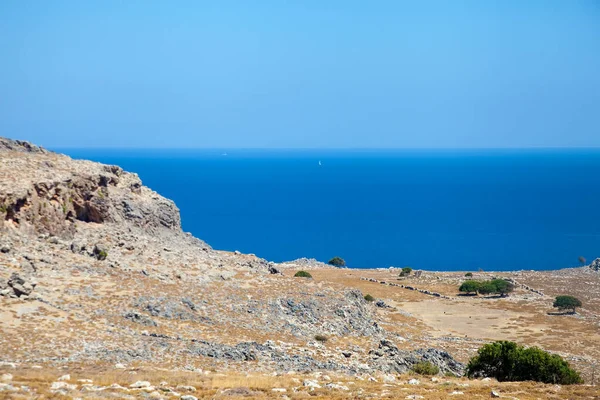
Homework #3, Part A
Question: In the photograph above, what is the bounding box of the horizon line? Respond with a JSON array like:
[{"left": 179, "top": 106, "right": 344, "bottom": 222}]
[{"left": 49, "top": 145, "right": 600, "bottom": 151}]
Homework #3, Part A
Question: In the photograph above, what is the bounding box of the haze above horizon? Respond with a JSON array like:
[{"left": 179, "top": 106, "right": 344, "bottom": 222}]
[{"left": 2, "top": 1, "right": 599, "bottom": 149}]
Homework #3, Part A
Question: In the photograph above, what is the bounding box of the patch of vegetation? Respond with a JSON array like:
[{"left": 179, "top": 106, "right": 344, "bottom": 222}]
[
  {"left": 97, "top": 250, "right": 108, "bottom": 261},
  {"left": 328, "top": 257, "right": 346, "bottom": 267},
  {"left": 0, "top": 204, "right": 6, "bottom": 214},
  {"left": 553, "top": 295, "right": 582, "bottom": 314},
  {"left": 466, "top": 341, "right": 582, "bottom": 384},
  {"left": 400, "top": 266, "right": 412, "bottom": 277},
  {"left": 465, "top": 272, "right": 473, "bottom": 278},
  {"left": 459, "top": 278, "right": 514, "bottom": 297},
  {"left": 364, "top": 294, "right": 375, "bottom": 302},
  {"left": 314, "top": 334, "right": 328, "bottom": 343},
  {"left": 294, "top": 270, "right": 312, "bottom": 278},
  {"left": 459, "top": 280, "right": 480, "bottom": 295},
  {"left": 411, "top": 361, "right": 440, "bottom": 376}
]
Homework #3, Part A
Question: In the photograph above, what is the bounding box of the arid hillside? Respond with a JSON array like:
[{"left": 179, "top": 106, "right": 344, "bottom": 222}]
[{"left": 1, "top": 138, "right": 598, "bottom": 399}]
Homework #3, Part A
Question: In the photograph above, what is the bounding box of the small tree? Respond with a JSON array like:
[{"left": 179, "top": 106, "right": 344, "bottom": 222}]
[
  {"left": 491, "top": 279, "right": 514, "bottom": 297},
  {"left": 553, "top": 295, "right": 582, "bottom": 314},
  {"left": 364, "top": 294, "right": 375, "bottom": 302},
  {"left": 400, "top": 267, "right": 412, "bottom": 277},
  {"left": 477, "top": 281, "right": 497, "bottom": 296},
  {"left": 465, "top": 272, "right": 473, "bottom": 278},
  {"left": 294, "top": 270, "right": 312, "bottom": 278},
  {"left": 328, "top": 257, "right": 346, "bottom": 267},
  {"left": 459, "top": 280, "right": 480, "bottom": 295}
]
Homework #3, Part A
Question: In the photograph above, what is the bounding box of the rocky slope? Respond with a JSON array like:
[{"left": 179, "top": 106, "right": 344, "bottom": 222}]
[{"left": 0, "top": 138, "right": 464, "bottom": 381}]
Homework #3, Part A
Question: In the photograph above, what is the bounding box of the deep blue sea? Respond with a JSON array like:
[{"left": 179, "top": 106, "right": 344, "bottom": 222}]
[{"left": 59, "top": 148, "right": 600, "bottom": 271}]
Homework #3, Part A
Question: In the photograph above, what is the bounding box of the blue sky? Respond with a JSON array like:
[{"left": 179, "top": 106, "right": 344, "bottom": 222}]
[{"left": 1, "top": 0, "right": 599, "bottom": 148}]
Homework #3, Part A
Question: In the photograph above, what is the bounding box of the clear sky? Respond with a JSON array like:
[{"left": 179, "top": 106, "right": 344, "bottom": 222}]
[{"left": 1, "top": 1, "right": 599, "bottom": 148}]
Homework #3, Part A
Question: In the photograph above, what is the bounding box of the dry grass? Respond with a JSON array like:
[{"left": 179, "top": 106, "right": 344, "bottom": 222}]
[{"left": 1, "top": 366, "right": 599, "bottom": 399}]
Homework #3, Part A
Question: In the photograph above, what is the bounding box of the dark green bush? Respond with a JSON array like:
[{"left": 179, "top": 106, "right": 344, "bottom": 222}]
[
  {"left": 459, "top": 280, "right": 480, "bottom": 295},
  {"left": 314, "top": 334, "right": 328, "bottom": 342},
  {"left": 294, "top": 270, "right": 312, "bottom": 278},
  {"left": 553, "top": 295, "right": 582, "bottom": 313},
  {"left": 465, "top": 272, "right": 473, "bottom": 278},
  {"left": 364, "top": 294, "right": 375, "bottom": 302},
  {"left": 328, "top": 257, "right": 346, "bottom": 267},
  {"left": 490, "top": 279, "right": 514, "bottom": 297},
  {"left": 466, "top": 341, "right": 582, "bottom": 384},
  {"left": 411, "top": 361, "right": 440, "bottom": 376},
  {"left": 466, "top": 279, "right": 514, "bottom": 297}
]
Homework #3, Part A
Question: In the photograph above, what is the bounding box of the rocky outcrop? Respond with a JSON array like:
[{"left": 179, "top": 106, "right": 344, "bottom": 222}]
[
  {"left": 0, "top": 273, "right": 36, "bottom": 298},
  {"left": 0, "top": 138, "right": 181, "bottom": 236},
  {"left": 369, "top": 340, "right": 464, "bottom": 376},
  {"left": 589, "top": 258, "right": 600, "bottom": 272}
]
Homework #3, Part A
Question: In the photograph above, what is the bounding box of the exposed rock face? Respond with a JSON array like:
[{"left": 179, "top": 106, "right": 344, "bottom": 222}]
[
  {"left": 0, "top": 137, "right": 181, "bottom": 236},
  {"left": 589, "top": 258, "right": 600, "bottom": 272}
]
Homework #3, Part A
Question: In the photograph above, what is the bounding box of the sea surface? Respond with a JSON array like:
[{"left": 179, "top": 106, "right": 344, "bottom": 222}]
[{"left": 59, "top": 148, "right": 600, "bottom": 271}]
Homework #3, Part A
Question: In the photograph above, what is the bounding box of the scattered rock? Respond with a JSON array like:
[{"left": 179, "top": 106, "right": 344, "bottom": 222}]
[
  {"left": 130, "top": 381, "right": 152, "bottom": 389},
  {"left": 491, "top": 390, "right": 501, "bottom": 398},
  {"left": 325, "top": 383, "right": 349, "bottom": 391},
  {"left": 408, "top": 378, "right": 420, "bottom": 385},
  {"left": 177, "top": 385, "right": 196, "bottom": 392},
  {"left": 57, "top": 374, "right": 70, "bottom": 381},
  {"left": 0, "top": 374, "right": 12, "bottom": 383},
  {"left": 50, "top": 381, "right": 77, "bottom": 391},
  {"left": 303, "top": 380, "right": 321, "bottom": 389}
]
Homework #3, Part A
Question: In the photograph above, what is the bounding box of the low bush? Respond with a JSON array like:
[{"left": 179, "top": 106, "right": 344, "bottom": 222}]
[
  {"left": 466, "top": 341, "right": 582, "bottom": 384},
  {"left": 294, "top": 270, "right": 312, "bottom": 278},
  {"left": 314, "top": 334, "right": 328, "bottom": 343},
  {"left": 328, "top": 257, "right": 346, "bottom": 267},
  {"left": 364, "top": 294, "right": 375, "bottom": 302},
  {"left": 465, "top": 272, "right": 473, "bottom": 278},
  {"left": 411, "top": 361, "right": 440, "bottom": 376}
]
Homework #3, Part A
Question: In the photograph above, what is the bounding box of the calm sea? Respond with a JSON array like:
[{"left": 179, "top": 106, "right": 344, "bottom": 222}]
[{"left": 59, "top": 148, "right": 600, "bottom": 271}]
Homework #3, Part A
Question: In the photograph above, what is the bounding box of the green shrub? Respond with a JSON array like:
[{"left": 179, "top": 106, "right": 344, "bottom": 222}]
[
  {"left": 468, "top": 279, "right": 514, "bottom": 297},
  {"left": 411, "top": 361, "right": 440, "bottom": 376},
  {"left": 399, "top": 266, "right": 413, "bottom": 277},
  {"left": 314, "top": 334, "right": 328, "bottom": 343},
  {"left": 553, "top": 295, "right": 582, "bottom": 313},
  {"left": 97, "top": 250, "right": 108, "bottom": 261},
  {"left": 490, "top": 279, "right": 514, "bottom": 297},
  {"left": 328, "top": 257, "right": 346, "bottom": 267},
  {"left": 459, "top": 280, "right": 480, "bottom": 295},
  {"left": 294, "top": 270, "right": 312, "bottom": 278},
  {"left": 466, "top": 341, "right": 582, "bottom": 384},
  {"left": 465, "top": 272, "right": 473, "bottom": 278},
  {"left": 477, "top": 281, "right": 497, "bottom": 295},
  {"left": 364, "top": 294, "right": 375, "bottom": 302}
]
